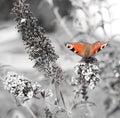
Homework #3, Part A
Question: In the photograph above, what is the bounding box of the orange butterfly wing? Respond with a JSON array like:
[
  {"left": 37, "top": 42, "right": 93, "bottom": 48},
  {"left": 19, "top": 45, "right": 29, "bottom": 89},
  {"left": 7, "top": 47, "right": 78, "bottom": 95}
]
[
  {"left": 65, "top": 41, "right": 108, "bottom": 58},
  {"left": 90, "top": 41, "right": 108, "bottom": 57},
  {"left": 65, "top": 43, "right": 89, "bottom": 57}
]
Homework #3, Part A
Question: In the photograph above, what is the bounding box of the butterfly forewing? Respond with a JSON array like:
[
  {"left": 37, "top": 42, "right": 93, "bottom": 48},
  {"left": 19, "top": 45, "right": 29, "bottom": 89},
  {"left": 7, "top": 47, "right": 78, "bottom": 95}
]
[
  {"left": 90, "top": 42, "right": 108, "bottom": 56},
  {"left": 65, "top": 43, "right": 89, "bottom": 57}
]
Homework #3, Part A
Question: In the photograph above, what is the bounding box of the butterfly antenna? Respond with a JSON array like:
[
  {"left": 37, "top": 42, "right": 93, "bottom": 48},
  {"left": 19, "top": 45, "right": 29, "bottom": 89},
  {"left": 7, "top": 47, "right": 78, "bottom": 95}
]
[
  {"left": 65, "top": 43, "right": 68, "bottom": 47},
  {"left": 106, "top": 41, "right": 110, "bottom": 47}
]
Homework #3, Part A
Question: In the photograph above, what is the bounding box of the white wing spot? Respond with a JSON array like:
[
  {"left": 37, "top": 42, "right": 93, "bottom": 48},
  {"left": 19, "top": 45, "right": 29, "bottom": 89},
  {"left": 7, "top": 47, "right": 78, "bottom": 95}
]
[
  {"left": 66, "top": 44, "right": 73, "bottom": 49},
  {"left": 101, "top": 43, "right": 108, "bottom": 49}
]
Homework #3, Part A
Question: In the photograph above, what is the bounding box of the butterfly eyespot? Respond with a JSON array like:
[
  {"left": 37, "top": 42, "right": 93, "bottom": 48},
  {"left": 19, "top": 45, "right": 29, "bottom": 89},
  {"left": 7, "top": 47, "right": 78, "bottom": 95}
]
[
  {"left": 68, "top": 45, "right": 71, "bottom": 48},
  {"left": 65, "top": 44, "right": 73, "bottom": 49},
  {"left": 101, "top": 43, "right": 108, "bottom": 49},
  {"left": 101, "top": 45, "right": 105, "bottom": 49}
]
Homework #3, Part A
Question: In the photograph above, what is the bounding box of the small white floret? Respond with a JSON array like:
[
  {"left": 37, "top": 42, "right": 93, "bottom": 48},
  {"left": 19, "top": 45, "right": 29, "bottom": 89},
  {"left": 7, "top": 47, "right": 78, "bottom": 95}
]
[{"left": 21, "top": 18, "right": 26, "bottom": 23}]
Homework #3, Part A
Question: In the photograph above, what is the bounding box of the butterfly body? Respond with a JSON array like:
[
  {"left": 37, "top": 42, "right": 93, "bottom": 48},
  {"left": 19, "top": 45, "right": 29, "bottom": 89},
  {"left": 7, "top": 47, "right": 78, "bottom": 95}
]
[{"left": 65, "top": 41, "right": 108, "bottom": 59}]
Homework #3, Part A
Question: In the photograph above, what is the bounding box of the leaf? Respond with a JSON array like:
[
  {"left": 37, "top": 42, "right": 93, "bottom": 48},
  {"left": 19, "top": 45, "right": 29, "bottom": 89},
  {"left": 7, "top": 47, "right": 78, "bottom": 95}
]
[{"left": 71, "top": 101, "right": 96, "bottom": 110}]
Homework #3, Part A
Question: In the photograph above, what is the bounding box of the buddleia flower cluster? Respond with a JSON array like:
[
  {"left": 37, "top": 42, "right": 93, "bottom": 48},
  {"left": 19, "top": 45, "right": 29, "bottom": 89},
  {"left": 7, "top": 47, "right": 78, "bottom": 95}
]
[
  {"left": 71, "top": 57, "right": 100, "bottom": 101},
  {"left": 11, "top": 0, "right": 64, "bottom": 83},
  {"left": 2, "top": 71, "right": 53, "bottom": 101}
]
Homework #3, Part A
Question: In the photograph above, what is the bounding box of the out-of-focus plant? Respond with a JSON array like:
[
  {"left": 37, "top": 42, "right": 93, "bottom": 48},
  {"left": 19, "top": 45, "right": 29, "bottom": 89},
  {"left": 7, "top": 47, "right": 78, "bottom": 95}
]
[
  {"left": 70, "top": 0, "right": 112, "bottom": 41},
  {"left": 0, "top": 64, "right": 53, "bottom": 118},
  {"left": 100, "top": 41, "right": 120, "bottom": 118},
  {"left": 39, "top": 0, "right": 73, "bottom": 38}
]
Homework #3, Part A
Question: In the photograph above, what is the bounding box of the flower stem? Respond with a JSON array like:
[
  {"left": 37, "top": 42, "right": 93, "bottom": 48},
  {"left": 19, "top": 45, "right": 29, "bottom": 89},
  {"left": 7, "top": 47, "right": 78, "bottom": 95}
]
[{"left": 22, "top": 103, "right": 36, "bottom": 118}]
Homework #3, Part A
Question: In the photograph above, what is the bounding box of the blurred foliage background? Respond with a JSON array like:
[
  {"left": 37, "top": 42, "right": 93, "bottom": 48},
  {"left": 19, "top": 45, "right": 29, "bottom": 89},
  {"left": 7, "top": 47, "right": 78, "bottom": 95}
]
[{"left": 0, "top": 0, "right": 72, "bottom": 31}]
